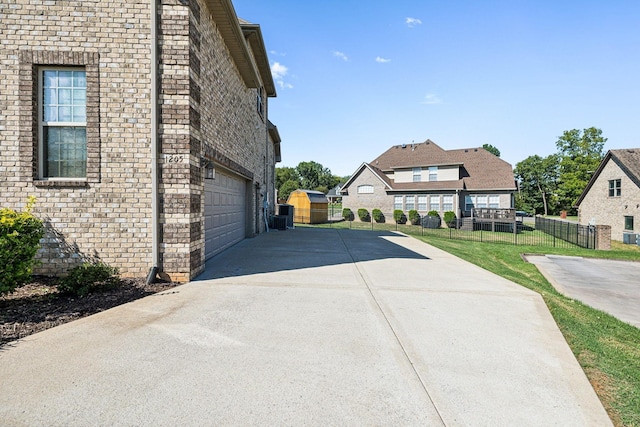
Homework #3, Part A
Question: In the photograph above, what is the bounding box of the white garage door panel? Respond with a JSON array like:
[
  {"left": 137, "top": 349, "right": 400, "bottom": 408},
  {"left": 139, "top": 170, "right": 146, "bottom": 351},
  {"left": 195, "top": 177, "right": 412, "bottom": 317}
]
[{"left": 205, "top": 169, "right": 246, "bottom": 260}]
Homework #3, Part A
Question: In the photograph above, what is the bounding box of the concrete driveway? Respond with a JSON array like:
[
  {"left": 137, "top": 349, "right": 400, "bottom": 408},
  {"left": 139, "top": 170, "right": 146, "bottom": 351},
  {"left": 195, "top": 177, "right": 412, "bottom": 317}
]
[
  {"left": 0, "top": 228, "right": 611, "bottom": 426},
  {"left": 526, "top": 254, "right": 640, "bottom": 328}
]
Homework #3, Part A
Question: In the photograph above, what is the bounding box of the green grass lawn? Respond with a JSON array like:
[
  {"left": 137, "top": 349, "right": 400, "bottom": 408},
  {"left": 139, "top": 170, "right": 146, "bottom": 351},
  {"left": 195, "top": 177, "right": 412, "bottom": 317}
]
[{"left": 416, "top": 236, "right": 640, "bottom": 427}]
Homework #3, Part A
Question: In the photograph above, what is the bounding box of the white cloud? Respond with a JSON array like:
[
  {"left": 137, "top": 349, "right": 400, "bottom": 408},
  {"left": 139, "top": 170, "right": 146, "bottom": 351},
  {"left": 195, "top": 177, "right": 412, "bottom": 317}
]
[
  {"left": 269, "top": 50, "right": 286, "bottom": 57},
  {"left": 421, "top": 93, "right": 442, "bottom": 105},
  {"left": 271, "top": 62, "right": 293, "bottom": 89},
  {"left": 375, "top": 56, "right": 391, "bottom": 63},
  {"left": 271, "top": 62, "right": 288, "bottom": 80},
  {"left": 333, "top": 51, "right": 349, "bottom": 61},
  {"left": 406, "top": 17, "right": 422, "bottom": 28}
]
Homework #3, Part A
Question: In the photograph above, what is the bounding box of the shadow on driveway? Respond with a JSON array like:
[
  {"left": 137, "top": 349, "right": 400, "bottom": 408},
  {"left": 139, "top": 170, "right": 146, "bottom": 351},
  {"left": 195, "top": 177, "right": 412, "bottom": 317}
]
[{"left": 195, "top": 228, "right": 429, "bottom": 281}]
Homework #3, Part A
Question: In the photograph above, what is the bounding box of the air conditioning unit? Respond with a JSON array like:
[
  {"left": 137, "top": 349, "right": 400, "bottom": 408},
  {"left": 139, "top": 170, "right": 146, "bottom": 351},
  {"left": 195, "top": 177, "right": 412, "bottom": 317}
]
[{"left": 622, "top": 233, "right": 638, "bottom": 244}]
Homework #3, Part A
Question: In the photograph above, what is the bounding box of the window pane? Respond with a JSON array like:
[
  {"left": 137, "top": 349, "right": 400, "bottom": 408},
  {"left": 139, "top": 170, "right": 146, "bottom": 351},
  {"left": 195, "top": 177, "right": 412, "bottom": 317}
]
[
  {"left": 625, "top": 216, "right": 634, "bottom": 231},
  {"left": 44, "top": 106, "right": 57, "bottom": 122},
  {"left": 418, "top": 196, "right": 427, "bottom": 211},
  {"left": 430, "top": 195, "right": 440, "bottom": 211},
  {"left": 57, "top": 71, "right": 73, "bottom": 87},
  {"left": 406, "top": 196, "right": 415, "bottom": 210},
  {"left": 73, "top": 72, "right": 86, "bottom": 87},
  {"left": 58, "top": 106, "right": 72, "bottom": 122},
  {"left": 73, "top": 106, "right": 86, "bottom": 122},
  {"left": 394, "top": 196, "right": 403, "bottom": 210},
  {"left": 44, "top": 88, "right": 57, "bottom": 105},
  {"left": 443, "top": 195, "right": 453, "bottom": 211},
  {"left": 44, "top": 126, "right": 86, "bottom": 178}
]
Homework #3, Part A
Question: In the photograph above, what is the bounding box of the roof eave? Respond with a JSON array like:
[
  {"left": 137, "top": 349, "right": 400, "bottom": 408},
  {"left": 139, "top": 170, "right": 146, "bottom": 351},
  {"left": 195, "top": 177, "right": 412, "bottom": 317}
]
[
  {"left": 204, "top": 0, "right": 261, "bottom": 89},
  {"left": 242, "top": 24, "right": 277, "bottom": 97}
]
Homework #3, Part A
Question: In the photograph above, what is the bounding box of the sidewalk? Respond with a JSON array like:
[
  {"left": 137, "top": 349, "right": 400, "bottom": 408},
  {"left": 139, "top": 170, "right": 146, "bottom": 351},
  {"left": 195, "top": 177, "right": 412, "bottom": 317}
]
[{"left": 0, "top": 228, "right": 611, "bottom": 426}]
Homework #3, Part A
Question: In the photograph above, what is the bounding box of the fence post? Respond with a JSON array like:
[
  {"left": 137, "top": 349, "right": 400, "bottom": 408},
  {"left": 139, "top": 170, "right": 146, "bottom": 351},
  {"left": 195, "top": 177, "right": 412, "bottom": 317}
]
[{"left": 553, "top": 218, "right": 556, "bottom": 247}]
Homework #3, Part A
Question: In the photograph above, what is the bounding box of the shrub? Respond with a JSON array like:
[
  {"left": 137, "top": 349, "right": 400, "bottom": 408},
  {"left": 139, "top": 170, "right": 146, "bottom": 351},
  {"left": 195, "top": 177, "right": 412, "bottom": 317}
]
[
  {"left": 444, "top": 211, "right": 457, "bottom": 227},
  {"left": 427, "top": 210, "right": 440, "bottom": 218},
  {"left": 57, "top": 262, "right": 120, "bottom": 297},
  {"left": 342, "top": 208, "right": 353, "bottom": 221},
  {"left": 0, "top": 197, "right": 45, "bottom": 296},
  {"left": 372, "top": 209, "right": 384, "bottom": 223},
  {"left": 357, "top": 208, "right": 370, "bottom": 222},
  {"left": 393, "top": 210, "right": 406, "bottom": 224},
  {"left": 408, "top": 210, "right": 420, "bottom": 225}
]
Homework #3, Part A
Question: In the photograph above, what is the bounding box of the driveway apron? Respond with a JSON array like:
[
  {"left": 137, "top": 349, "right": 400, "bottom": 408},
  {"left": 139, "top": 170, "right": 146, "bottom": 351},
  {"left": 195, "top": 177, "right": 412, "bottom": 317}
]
[{"left": 0, "top": 228, "right": 611, "bottom": 426}]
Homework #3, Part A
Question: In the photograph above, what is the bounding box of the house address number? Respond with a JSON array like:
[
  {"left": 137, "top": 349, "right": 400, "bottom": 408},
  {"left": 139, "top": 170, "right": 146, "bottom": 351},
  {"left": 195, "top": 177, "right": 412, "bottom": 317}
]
[{"left": 163, "top": 154, "right": 187, "bottom": 163}]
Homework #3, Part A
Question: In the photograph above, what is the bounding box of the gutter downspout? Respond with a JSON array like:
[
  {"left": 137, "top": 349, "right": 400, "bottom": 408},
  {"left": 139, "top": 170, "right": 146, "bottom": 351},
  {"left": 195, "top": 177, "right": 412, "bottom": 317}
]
[{"left": 147, "top": 0, "right": 159, "bottom": 284}]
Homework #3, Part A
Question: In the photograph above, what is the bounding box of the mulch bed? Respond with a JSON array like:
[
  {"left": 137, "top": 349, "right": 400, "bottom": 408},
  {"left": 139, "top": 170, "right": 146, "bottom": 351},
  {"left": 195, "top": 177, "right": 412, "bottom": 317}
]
[{"left": 0, "top": 277, "right": 179, "bottom": 347}]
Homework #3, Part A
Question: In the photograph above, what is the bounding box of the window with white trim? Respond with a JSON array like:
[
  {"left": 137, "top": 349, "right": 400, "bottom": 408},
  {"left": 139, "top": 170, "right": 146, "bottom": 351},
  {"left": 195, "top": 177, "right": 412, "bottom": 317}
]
[
  {"left": 40, "top": 68, "right": 87, "bottom": 178},
  {"left": 412, "top": 167, "right": 421, "bottom": 182},
  {"left": 406, "top": 195, "right": 415, "bottom": 210},
  {"left": 609, "top": 179, "right": 621, "bottom": 197},
  {"left": 418, "top": 195, "right": 427, "bottom": 211},
  {"left": 476, "top": 195, "right": 488, "bottom": 208},
  {"left": 357, "top": 185, "right": 374, "bottom": 194},
  {"left": 428, "top": 166, "right": 438, "bottom": 182},
  {"left": 394, "top": 195, "right": 403, "bottom": 210},
  {"left": 443, "top": 195, "right": 453, "bottom": 211},
  {"left": 489, "top": 195, "right": 500, "bottom": 208},
  {"left": 429, "top": 195, "right": 440, "bottom": 212}
]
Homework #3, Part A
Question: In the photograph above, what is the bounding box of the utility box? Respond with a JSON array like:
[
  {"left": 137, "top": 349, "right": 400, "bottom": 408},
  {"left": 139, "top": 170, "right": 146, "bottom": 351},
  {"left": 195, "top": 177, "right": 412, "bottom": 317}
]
[{"left": 277, "top": 204, "right": 294, "bottom": 228}]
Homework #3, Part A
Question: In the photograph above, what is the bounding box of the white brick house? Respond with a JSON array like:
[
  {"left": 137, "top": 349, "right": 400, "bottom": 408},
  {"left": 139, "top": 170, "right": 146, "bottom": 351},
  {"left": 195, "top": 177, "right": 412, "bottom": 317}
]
[
  {"left": 341, "top": 140, "right": 516, "bottom": 219},
  {"left": 576, "top": 149, "right": 640, "bottom": 242},
  {"left": 0, "top": 0, "right": 280, "bottom": 282}
]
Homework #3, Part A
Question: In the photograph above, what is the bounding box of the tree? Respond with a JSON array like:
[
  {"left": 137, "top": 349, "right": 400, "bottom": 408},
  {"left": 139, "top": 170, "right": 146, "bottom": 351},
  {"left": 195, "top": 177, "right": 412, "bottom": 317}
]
[
  {"left": 278, "top": 180, "right": 299, "bottom": 201},
  {"left": 514, "top": 154, "right": 559, "bottom": 216},
  {"left": 482, "top": 144, "right": 501, "bottom": 157},
  {"left": 555, "top": 127, "right": 606, "bottom": 214},
  {"left": 275, "top": 167, "right": 300, "bottom": 190},
  {"left": 295, "top": 161, "right": 339, "bottom": 192}
]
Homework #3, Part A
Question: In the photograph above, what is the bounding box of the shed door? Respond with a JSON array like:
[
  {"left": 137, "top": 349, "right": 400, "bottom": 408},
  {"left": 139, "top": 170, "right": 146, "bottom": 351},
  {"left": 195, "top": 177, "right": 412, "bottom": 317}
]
[{"left": 204, "top": 169, "right": 246, "bottom": 260}]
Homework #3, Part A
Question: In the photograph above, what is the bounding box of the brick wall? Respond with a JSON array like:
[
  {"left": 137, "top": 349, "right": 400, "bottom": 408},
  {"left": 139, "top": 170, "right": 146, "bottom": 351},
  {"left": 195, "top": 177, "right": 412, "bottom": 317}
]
[
  {"left": 0, "top": 0, "right": 277, "bottom": 280},
  {"left": 0, "top": 0, "right": 154, "bottom": 277},
  {"left": 578, "top": 159, "right": 640, "bottom": 241}
]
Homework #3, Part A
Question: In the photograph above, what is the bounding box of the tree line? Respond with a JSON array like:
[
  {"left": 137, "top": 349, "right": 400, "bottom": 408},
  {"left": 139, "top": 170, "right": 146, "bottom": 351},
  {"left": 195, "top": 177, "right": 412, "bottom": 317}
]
[
  {"left": 276, "top": 161, "right": 347, "bottom": 201},
  {"left": 515, "top": 127, "right": 606, "bottom": 216},
  {"left": 275, "top": 128, "right": 607, "bottom": 216}
]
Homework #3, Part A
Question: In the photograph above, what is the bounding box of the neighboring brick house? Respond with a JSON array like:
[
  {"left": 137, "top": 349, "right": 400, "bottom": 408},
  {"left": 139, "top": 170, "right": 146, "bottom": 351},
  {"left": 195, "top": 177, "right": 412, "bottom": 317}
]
[
  {"left": 0, "top": 0, "right": 280, "bottom": 282},
  {"left": 341, "top": 140, "right": 516, "bottom": 220},
  {"left": 576, "top": 149, "right": 640, "bottom": 242}
]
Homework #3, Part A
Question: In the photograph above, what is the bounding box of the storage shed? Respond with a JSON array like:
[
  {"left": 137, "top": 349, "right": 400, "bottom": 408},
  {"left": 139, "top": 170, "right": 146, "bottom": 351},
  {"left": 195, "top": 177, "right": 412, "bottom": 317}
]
[{"left": 287, "top": 190, "right": 329, "bottom": 224}]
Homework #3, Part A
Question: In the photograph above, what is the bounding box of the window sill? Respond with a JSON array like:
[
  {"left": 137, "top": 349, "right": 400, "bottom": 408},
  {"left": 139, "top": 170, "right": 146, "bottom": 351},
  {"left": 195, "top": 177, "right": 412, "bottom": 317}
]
[{"left": 33, "top": 179, "right": 88, "bottom": 188}]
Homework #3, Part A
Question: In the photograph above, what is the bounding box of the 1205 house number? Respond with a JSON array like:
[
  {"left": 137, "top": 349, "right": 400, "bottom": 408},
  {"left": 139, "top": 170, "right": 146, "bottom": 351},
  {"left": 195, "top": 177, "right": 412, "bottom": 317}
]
[{"left": 163, "top": 154, "right": 187, "bottom": 163}]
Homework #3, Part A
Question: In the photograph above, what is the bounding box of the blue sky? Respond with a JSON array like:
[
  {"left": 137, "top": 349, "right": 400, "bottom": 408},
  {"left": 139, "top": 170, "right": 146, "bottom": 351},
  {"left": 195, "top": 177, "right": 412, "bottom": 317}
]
[{"left": 233, "top": 1, "right": 640, "bottom": 177}]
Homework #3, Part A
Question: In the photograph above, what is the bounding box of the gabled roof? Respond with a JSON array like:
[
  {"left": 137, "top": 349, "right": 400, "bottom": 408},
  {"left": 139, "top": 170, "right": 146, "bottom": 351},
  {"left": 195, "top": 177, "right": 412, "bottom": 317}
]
[
  {"left": 353, "top": 140, "right": 516, "bottom": 192},
  {"left": 576, "top": 148, "right": 640, "bottom": 206},
  {"left": 340, "top": 163, "right": 393, "bottom": 194}
]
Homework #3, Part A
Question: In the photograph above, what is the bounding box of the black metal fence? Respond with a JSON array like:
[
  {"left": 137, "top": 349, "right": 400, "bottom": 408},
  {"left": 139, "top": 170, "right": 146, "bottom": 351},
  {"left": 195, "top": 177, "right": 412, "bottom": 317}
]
[
  {"left": 284, "top": 208, "right": 596, "bottom": 250},
  {"left": 535, "top": 216, "right": 596, "bottom": 249}
]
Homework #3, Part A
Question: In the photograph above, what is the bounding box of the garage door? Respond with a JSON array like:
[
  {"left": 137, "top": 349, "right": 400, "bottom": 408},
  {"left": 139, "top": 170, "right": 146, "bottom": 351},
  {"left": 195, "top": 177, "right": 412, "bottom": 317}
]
[{"left": 204, "top": 168, "right": 246, "bottom": 260}]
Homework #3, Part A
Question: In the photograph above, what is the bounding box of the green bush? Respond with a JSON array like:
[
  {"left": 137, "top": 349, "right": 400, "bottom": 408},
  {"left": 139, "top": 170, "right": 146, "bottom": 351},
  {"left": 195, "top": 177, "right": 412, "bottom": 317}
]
[
  {"left": 408, "top": 210, "right": 420, "bottom": 225},
  {"left": 0, "top": 197, "right": 45, "bottom": 296},
  {"left": 444, "top": 211, "right": 457, "bottom": 227},
  {"left": 57, "top": 262, "right": 120, "bottom": 297},
  {"left": 427, "top": 210, "right": 440, "bottom": 218},
  {"left": 393, "top": 210, "right": 406, "bottom": 224},
  {"left": 342, "top": 208, "right": 353, "bottom": 221},
  {"left": 357, "top": 208, "right": 370, "bottom": 222},
  {"left": 372, "top": 209, "right": 384, "bottom": 223}
]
